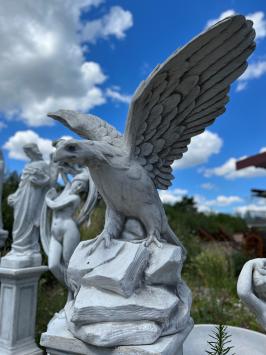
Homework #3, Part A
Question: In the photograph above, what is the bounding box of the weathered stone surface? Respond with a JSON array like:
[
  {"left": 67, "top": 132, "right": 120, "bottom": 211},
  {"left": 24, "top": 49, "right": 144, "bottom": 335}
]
[
  {"left": 145, "top": 243, "right": 183, "bottom": 286},
  {"left": 69, "top": 319, "right": 162, "bottom": 347},
  {"left": 65, "top": 300, "right": 162, "bottom": 346},
  {"left": 71, "top": 285, "right": 178, "bottom": 324},
  {"left": 0, "top": 266, "right": 48, "bottom": 355},
  {"left": 82, "top": 241, "right": 150, "bottom": 297},
  {"left": 41, "top": 311, "right": 192, "bottom": 354},
  {"left": 68, "top": 239, "right": 124, "bottom": 289}
]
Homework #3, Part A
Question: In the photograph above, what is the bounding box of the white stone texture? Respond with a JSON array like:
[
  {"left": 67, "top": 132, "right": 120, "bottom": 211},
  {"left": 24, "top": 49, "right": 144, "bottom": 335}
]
[
  {"left": 41, "top": 311, "right": 192, "bottom": 354},
  {"left": 70, "top": 284, "right": 178, "bottom": 324},
  {"left": 81, "top": 240, "right": 150, "bottom": 297},
  {"left": 0, "top": 265, "right": 47, "bottom": 355},
  {"left": 145, "top": 243, "right": 183, "bottom": 286}
]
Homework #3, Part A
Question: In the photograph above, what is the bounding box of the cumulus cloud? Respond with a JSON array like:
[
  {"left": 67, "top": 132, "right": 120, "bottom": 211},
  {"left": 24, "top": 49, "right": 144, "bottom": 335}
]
[
  {"left": 206, "top": 10, "right": 266, "bottom": 39},
  {"left": 3, "top": 130, "right": 54, "bottom": 161},
  {"left": 106, "top": 88, "right": 131, "bottom": 104},
  {"left": 204, "top": 155, "right": 266, "bottom": 180},
  {"left": 236, "top": 59, "right": 266, "bottom": 91},
  {"left": 0, "top": 1, "right": 133, "bottom": 126},
  {"left": 195, "top": 194, "right": 243, "bottom": 213},
  {"left": 159, "top": 188, "right": 188, "bottom": 205},
  {"left": 172, "top": 131, "right": 222, "bottom": 170},
  {"left": 235, "top": 202, "right": 266, "bottom": 216},
  {"left": 81, "top": 6, "right": 133, "bottom": 43}
]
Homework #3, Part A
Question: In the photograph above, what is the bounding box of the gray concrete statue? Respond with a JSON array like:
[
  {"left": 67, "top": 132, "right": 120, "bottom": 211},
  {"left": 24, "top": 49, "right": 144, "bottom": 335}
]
[
  {"left": 237, "top": 258, "right": 266, "bottom": 330},
  {"left": 1, "top": 143, "right": 52, "bottom": 268},
  {"left": 0, "top": 150, "right": 8, "bottom": 248},
  {"left": 40, "top": 163, "right": 97, "bottom": 301},
  {"left": 41, "top": 15, "right": 256, "bottom": 354}
]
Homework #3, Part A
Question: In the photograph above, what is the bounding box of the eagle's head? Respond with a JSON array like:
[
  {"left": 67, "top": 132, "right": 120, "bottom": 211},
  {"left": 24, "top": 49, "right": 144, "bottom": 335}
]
[{"left": 53, "top": 139, "right": 87, "bottom": 165}]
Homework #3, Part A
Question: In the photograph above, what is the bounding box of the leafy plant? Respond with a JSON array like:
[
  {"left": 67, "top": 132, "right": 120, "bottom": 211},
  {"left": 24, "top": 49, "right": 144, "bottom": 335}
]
[{"left": 206, "top": 324, "right": 235, "bottom": 355}]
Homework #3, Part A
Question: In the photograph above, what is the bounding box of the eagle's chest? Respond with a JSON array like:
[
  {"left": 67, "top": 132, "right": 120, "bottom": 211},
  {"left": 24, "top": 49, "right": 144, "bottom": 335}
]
[{"left": 90, "top": 164, "right": 147, "bottom": 213}]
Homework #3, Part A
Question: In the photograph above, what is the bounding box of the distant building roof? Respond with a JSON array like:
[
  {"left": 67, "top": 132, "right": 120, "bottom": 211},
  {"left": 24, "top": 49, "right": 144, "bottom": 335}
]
[{"left": 236, "top": 152, "right": 266, "bottom": 170}]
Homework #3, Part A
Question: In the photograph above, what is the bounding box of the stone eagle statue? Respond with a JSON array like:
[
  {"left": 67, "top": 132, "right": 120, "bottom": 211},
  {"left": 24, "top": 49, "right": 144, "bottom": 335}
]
[{"left": 51, "top": 15, "right": 255, "bottom": 253}]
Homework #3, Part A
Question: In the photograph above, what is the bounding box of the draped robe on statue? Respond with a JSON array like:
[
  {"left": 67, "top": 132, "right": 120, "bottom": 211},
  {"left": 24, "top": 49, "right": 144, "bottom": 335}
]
[{"left": 9, "top": 160, "right": 50, "bottom": 255}]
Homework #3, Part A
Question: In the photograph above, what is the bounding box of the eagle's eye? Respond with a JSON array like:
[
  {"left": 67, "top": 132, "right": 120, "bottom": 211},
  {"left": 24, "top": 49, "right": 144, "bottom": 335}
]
[{"left": 66, "top": 144, "right": 77, "bottom": 152}]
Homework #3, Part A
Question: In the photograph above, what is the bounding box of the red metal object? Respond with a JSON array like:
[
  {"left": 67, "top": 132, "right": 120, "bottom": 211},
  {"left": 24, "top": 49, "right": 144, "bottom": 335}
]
[{"left": 236, "top": 152, "right": 266, "bottom": 170}]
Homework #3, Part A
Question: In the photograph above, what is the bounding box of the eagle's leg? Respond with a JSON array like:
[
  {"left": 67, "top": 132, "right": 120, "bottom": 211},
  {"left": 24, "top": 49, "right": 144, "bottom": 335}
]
[
  {"left": 89, "top": 207, "right": 125, "bottom": 254},
  {"left": 144, "top": 229, "right": 163, "bottom": 248}
]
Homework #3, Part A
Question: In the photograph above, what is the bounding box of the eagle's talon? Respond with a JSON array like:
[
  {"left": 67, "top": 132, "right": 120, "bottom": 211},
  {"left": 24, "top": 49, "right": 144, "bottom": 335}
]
[
  {"left": 88, "top": 232, "right": 112, "bottom": 255},
  {"left": 145, "top": 235, "right": 163, "bottom": 248}
]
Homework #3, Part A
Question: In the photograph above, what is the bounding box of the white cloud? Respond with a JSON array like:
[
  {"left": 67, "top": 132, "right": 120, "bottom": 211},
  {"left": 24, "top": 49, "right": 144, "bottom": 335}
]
[
  {"left": 159, "top": 188, "right": 188, "bottom": 205},
  {"left": 206, "top": 10, "right": 266, "bottom": 39},
  {"left": 0, "top": 1, "right": 133, "bottom": 126},
  {"left": 204, "top": 156, "right": 266, "bottom": 180},
  {"left": 173, "top": 131, "right": 223, "bottom": 170},
  {"left": 206, "top": 10, "right": 236, "bottom": 28},
  {"left": 81, "top": 6, "right": 133, "bottom": 43},
  {"left": 236, "top": 59, "right": 266, "bottom": 91},
  {"left": 201, "top": 182, "right": 215, "bottom": 190},
  {"left": 195, "top": 194, "right": 242, "bottom": 213},
  {"left": 235, "top": 203, "right": 266, "bottom": 216},
  {"left": 106, "top": 88, "right": 131, "bottom": 104},
  {"left": 3, "top": 130, "right": 54, "bottom": 161}
]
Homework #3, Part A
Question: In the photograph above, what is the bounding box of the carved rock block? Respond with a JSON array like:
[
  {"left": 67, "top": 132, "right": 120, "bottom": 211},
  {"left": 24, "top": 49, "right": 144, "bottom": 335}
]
[
  {"left": 145, "top": 243, "right": 183, "bottom": 286},
  {"left": 69, "top": 319, "right": 162, "bottom": 347},
  {"left": 71, "top": 285, "right": 178, "bottom": 325},
  {"left": 67, "top": 239, "right": 124, "bottom": 290},
  {"left": 82, "top": 240, "right": 150, "bottom": 297}
]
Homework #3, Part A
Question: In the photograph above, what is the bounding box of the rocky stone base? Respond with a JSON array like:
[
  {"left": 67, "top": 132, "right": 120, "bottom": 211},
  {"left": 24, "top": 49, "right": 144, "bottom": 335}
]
[{"left": 41, "top": 311, "right": 193, "bottom": 355}]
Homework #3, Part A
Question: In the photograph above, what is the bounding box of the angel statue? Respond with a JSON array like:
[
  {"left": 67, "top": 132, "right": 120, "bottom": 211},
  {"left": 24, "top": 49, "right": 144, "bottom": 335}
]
[
  {"left": 40, "top": 162, "right": 97, "bottom": 300},
  {"left": 1, "top": 143, "right": 52, "bottom": 268},
  {"left": 50, "top": 15, "right": 255, "bottom": 255}
]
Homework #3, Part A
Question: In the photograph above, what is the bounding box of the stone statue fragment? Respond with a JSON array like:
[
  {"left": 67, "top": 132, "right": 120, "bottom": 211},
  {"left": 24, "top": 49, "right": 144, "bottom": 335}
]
[
  {"left": 0, "top": 150, "right": 8, "bottom": 248},
  {"left": 41, "top": 14, "right": 256, "bottom": 354},
  {"left": 237, "top": 258, "right": 266, "bottom": 329},
  {"left": 1, "top": 143, "right": 52, "bottom": 268},
  {"left": 40, "top": 162, "right": 97, "bottom": 300}
]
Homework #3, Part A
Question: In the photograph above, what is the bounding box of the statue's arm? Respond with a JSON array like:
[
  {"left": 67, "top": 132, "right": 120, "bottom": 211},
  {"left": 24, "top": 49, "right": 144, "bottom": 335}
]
[
  {"left": 46, "top": 193, "right": 80, "bottom": 210},
  {"left": 237, "top": 259, "right": 266, "bottom": 328}
]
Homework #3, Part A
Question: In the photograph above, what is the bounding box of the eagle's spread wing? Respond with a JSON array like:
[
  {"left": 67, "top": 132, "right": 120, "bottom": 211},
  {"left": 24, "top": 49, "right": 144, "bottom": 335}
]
[
  {"left": 48, "top": 109, "right": 123, "bottom": 147},
  {"left": 124, "top": 15, "right": 255, "bottom": 190}
]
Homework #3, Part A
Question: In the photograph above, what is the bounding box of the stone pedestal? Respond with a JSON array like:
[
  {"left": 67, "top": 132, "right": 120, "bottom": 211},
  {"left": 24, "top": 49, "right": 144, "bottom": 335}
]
[{"left": 0, "top": 265, "right": 48, "bottom": 355}]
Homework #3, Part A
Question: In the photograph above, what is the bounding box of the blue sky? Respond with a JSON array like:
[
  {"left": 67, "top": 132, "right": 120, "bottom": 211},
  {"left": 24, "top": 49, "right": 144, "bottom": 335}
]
[{"left": 1, "top": 0, "right": 266, "bottom": 215}]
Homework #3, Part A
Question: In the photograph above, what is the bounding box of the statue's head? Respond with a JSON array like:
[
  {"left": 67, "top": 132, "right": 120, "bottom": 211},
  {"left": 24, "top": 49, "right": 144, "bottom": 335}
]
[
  {"left": 71, "top": 168, "right": 90, "bottom": 194},
  {"left": 23, "top": 143, "right": 43, "bottom": 161},
  {"left": 53, "top": 139, "right": 87, "bottom": 164}
]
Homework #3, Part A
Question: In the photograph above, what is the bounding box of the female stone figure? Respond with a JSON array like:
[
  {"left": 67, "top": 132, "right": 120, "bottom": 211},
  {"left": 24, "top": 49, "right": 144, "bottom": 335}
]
[
  {"left": 2, "top": 143, "right": 51, "bottom": 268},
  {"left": 40, "top": 166, "right": 97, "bottom": 300}
]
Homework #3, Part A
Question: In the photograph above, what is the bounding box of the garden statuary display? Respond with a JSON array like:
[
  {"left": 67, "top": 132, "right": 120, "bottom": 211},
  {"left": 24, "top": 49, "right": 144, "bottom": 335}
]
[
  {"left": 237, "top": 258, "right": 266, "bottom": 330},
  {"left": 1, "top": 143, "right": 52, "bottom": 268},
  {"left": 41, "top": 15, "right": 256, "bottom": 355},
  {"left": 0, "top": 150, "right": 8, "bottom": 248},
  {"left": 40, "top": 162, "right": 98, "bottom": 301}
]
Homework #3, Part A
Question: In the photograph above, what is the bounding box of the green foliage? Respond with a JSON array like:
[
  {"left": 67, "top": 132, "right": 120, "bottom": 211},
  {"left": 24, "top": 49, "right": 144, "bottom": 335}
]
[
  {"left": 165, "top": 196, "right": 248, "bottom": 237},
  {"left": 206, "top": 324, "right": 235, "bottom": 355}
]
